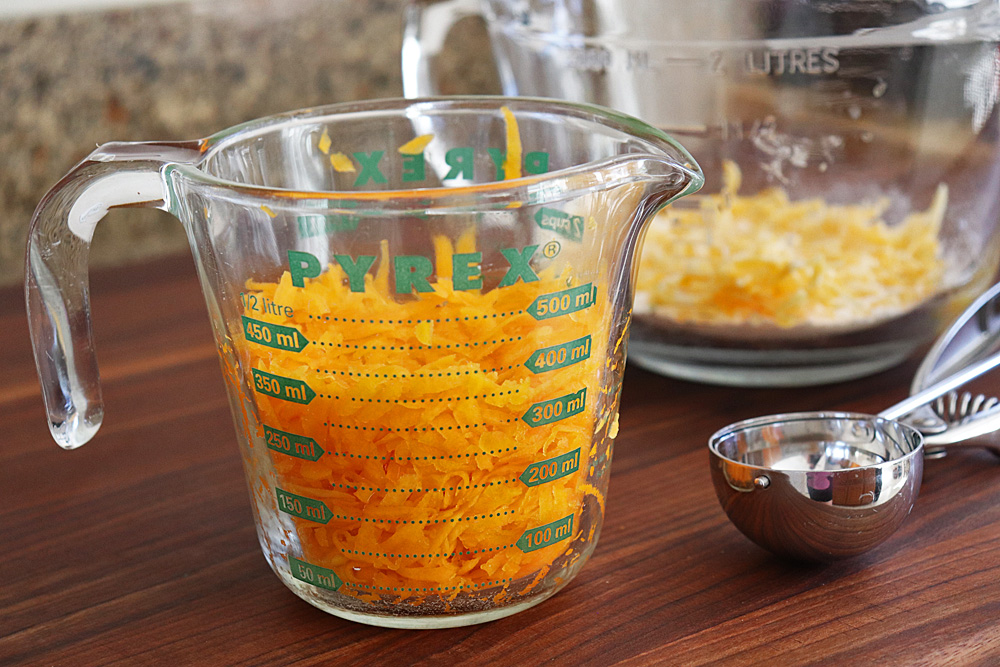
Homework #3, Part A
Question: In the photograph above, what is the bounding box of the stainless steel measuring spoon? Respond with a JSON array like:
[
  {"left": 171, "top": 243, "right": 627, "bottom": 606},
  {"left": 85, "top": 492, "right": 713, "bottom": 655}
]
[{"left": 707, "top": 347, "right": 1000, "bottom": 562}]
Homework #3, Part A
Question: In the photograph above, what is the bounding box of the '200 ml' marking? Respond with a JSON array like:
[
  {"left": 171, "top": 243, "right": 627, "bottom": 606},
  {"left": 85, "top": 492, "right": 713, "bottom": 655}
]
[
  {"left": 242, "top": 316, "right": 309, "bottom": 352},
  {"left": 517, "top": 515, "right": 574, "bottom": 552},
  {"left": 522, "top": 388, "right": 587, "bottom": 427},
  {"left": 264, "top": 425, "right": 324, "bottom": 461},
  {"left": 527, "top": 284, "right": 596, "bottom": 320},
  {"left": 520, "top": 449, "right": 581, "bottom": 487},
  {"left": 252, "top": 369, "right": 316, "bottom": 404},
  {"left": 288, "top": 555, "right": 343, "bottom": 591}
]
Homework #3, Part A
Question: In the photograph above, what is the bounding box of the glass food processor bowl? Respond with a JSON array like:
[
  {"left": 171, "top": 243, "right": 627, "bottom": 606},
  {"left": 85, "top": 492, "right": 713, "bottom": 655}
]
[{"left": 405, "top": 0, "right": 1000, "bottom": 386}]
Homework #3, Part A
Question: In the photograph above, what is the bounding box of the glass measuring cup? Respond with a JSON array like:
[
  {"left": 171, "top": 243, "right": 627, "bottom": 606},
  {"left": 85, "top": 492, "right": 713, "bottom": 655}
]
[
  {"left": 405, "top": 0, "right": 1000, "bottom": 386},
  {"left": 25, "top": 97, "right": 703, "bottom": 628}
]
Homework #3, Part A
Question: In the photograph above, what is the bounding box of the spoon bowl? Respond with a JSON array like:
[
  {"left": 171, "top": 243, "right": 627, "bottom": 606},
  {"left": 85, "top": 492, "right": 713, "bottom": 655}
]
[{"left": 709, "top": 412, "right": 924, "bottom": 561}]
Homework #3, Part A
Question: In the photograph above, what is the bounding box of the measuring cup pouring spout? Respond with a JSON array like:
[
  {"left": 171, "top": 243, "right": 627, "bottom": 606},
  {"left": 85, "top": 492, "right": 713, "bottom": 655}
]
[{"left": 26, "top": 97, "right": 703, "bottom": 627}]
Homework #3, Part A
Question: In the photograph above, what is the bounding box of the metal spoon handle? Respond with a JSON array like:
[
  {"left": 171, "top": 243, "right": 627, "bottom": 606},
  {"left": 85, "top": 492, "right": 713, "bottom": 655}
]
[{"left": 880, "top": 349, "right": 1000, "bottom": 422}]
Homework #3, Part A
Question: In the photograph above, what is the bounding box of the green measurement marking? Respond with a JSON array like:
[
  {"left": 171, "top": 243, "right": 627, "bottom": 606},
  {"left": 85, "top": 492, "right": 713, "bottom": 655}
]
[
  {"left": 517, "top": 514, "right": 574, "bottom": 553},
  {"left": 535, "top": 207, "right": 584, "bottom": 242},
  {"left": 252, "top": 369, "right": 315, "bottom": 404},
  {"left": 242, "top": 316, "right": 309, "bottom": 352},
  {"left": 522, "top": 388, "right": 587, "bottom": 427},
  {"left": 519, "top": 448, "right": 581, "bottom": 487},
  {"left": 276, "top": 488, "right": 332, "bottom": 524},
  {"left": 288, "top": 556, "right": 343, "bottom": 591},
  {"left": 263, "top": 425, "right": 324, "bottom": 461},
  {"left": 527, "top": 283, "right": 596, "bottom": 320},
  {"left": 525, "top": 335, "right": 592, "bottom": 374}
]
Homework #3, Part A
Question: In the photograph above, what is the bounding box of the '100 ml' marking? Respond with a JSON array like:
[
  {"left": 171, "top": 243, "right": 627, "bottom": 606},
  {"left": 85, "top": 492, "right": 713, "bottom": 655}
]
[
  {"left": 517, "top": 514, "right": 574, "bottom": 552},
  {"left": 522, "top": 388, "right": 587, "bottom": 427}
]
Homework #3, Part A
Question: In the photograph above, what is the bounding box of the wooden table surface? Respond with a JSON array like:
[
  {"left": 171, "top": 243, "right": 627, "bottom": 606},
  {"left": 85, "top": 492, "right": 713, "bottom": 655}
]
[{"left": 3, "top": 255, "right": 999, "bottom": 666}]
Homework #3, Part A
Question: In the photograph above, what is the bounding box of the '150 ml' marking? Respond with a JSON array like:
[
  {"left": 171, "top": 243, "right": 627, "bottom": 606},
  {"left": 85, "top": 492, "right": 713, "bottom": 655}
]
[{"left": 276, "top": 488, "right": 332, "bottom": 524}]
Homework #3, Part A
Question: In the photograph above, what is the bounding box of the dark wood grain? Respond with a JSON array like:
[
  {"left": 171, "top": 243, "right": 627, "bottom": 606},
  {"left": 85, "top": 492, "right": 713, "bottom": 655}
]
[{"left": 2, "top": 255, "right": 999, "bottom": 666}]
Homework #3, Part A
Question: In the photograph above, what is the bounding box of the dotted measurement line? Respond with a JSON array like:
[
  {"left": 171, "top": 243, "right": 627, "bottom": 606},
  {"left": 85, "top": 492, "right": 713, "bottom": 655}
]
[
  {"left": 343, "top": 544, "right": 513, "bottom": 559},
  {"left": 333, "top": 479, "right": 517, "bottom": 493},
  {"left": 324, "top": 420, "right": 518, "bottom": 433},
  {"left": 342, "top": 578, "right": 514, "bottom": 593},
  {"left": 330, "top": 511, "right": 515, "bottom": 524},
  {"left": 307, "top": 311, "right": 524, "bottom": 324},
  {"left": 316, "top": 336, "right": 522, "bottom": 350},
  {"left": 318, "top": 390, "right": 520, "bottom": 404},
  {"left": 316, "top": 366, "right": 519, "bottom": 378},
  {"left": 325, "top": 447, "right": 518, "bottom": 461}
]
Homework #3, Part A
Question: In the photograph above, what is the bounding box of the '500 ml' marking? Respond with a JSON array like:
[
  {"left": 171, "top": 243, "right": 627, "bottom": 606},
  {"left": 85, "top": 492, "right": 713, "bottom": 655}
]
[{"left": 527, "top": 284, "right": 595, "bottom": 320}]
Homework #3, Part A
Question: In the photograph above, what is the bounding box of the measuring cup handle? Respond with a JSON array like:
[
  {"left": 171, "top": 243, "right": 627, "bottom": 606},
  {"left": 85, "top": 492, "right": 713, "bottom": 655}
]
[
  {"left": 402, "top": 0, "right": 490, "bottom": 97},
  {"left": 25, "top": 140, "right": 201, "bottom": 450}
]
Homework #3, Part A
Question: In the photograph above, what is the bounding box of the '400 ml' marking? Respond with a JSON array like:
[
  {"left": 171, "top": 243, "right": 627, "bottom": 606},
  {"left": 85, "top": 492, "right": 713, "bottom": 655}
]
[
  {"left": 520, "top": 449, "right": 581, "bottom": 487},
  {"left": 517, "top": 514, "right": 574, "bottom": 552},
  {"left": 242, "top": 316, "right": 309, "bottom": 352},
  {"left": 252, "top": 369, "right": 316, "bottom": 404},
  {"left": 522, "top": 388, "right": 587, "bottom": 427},
  {"left": 288, "top": 555, "right": 343, "bottom": 591},
  {"left": 527, "top": 284, "right": 595, "bottom": 320},
  {"left": 525, "top": 335, "right": 591, "bottom": 374}
]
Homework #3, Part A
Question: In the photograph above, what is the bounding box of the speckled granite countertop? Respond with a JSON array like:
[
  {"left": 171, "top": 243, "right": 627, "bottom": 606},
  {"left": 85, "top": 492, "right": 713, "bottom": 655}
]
[{"left": 1, "top": 0, "right": 496, "bottom": 285}]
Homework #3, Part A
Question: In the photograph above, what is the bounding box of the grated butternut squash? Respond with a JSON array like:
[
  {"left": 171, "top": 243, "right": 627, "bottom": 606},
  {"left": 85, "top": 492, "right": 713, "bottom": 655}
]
[
  {"left": 635, "top": 162, "right": 947, "bottom": 328},
  {"left": 239, "top": 235, "right": 608, "bottom": 606}
]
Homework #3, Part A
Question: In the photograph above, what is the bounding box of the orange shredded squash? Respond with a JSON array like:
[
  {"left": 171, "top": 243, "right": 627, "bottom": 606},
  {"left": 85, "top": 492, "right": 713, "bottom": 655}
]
[
  {"left": 318, "top": 128, "right": 332, "bottom": 155},
  {"left": 239, "top": 236, "right": 609, "bottom": 605},
  {"left": 500, "top": 106, "right": 522, "bottom": 180},
  {"left": 329, "top": 152, "right": 356, "bottom": 173},
  {"left": 398, "top": 134, "right": 435, "bottom": 155}
]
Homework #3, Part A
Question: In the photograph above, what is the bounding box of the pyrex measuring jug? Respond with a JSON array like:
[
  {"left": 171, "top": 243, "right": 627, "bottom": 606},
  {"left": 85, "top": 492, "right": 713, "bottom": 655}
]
[
  {"left": 405, "top": 0, "right": 1000, "bottom": 386},
  {"left": 26, "top": 97, "right": 703, "bottom": 628}
]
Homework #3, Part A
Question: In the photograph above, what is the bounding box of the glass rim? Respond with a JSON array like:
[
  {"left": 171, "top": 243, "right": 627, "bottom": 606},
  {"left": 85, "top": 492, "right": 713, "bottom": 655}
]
[{"left": 164, "top": 95, "right": 703, "bottom": 209}]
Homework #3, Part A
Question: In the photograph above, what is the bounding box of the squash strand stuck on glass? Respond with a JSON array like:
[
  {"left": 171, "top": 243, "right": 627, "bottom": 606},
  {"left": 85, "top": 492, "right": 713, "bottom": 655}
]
[{"left": 237, "top": 230, "right": 609, "bottom": 606}]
